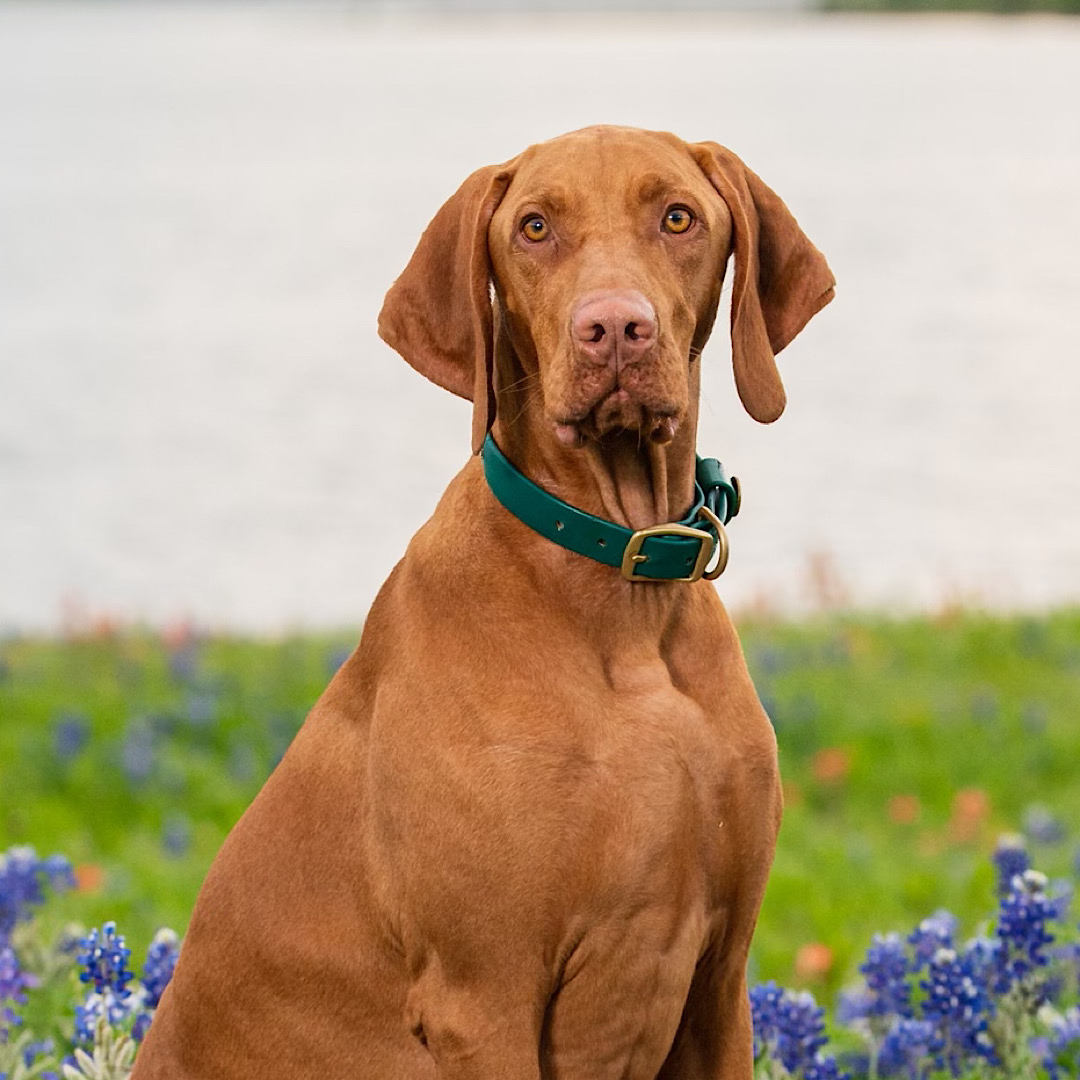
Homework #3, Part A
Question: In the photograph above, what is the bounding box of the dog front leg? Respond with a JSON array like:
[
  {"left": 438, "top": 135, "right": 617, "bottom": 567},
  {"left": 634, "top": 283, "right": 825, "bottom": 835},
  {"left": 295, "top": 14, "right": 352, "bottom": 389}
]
[
  {"left": 656, "top": 952, "right": 755, "bottom": 1080},
  {"left": 404, "top": 951, "right": 544, "bottom": 1080}
]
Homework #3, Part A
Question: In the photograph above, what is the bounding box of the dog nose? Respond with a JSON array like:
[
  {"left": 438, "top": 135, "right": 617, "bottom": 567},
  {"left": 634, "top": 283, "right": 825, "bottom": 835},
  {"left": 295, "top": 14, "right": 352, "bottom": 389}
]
[{"left": 572, "top": 291, "right": 657, "bottom": 368}]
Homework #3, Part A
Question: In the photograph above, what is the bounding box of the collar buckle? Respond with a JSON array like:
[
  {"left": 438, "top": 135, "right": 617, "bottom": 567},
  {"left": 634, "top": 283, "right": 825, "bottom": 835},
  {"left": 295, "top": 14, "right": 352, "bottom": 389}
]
[
  {"left": 696, "top": 505, "right": 731, "bottom": 581},
  {"left": 620, "top": 523, "right": 717, "bottom": 583}
]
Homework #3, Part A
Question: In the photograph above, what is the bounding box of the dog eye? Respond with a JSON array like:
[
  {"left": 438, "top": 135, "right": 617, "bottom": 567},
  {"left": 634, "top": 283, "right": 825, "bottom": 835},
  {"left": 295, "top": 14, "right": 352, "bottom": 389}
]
[
  {"left": 663, "top": 206, "right": 694, "bottom": 234},
  {"left": 521, "top": 215, "right": 550, "bottom": 242}
]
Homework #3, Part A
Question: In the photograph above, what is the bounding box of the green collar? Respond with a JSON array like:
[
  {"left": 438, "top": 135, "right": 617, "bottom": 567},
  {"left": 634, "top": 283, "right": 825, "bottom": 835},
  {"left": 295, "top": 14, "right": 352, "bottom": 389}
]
[{"left": 481, "top": 434, "right": 740, "bottom": 583}]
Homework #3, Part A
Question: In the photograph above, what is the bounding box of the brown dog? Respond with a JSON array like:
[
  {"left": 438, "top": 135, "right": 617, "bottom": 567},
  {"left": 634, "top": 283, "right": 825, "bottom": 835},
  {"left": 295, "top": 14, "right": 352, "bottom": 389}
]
[{"left": 133, "top": 126, "right": 833, "bottom": 1079}]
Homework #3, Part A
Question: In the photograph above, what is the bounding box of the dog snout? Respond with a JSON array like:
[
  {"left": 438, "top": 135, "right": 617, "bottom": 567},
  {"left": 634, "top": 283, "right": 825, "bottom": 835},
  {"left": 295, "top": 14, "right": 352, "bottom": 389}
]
[{"left": 571, "top": 291, "right": 657, "bottom": 369}]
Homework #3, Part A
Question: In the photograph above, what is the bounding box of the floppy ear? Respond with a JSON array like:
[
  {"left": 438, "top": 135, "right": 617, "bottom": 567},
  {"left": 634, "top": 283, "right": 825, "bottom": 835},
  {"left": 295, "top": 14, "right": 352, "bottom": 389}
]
[
  {"left": 378, "top": 164, "right": 514, "bottom": 453},
  {"left": 690, "top": 142, "right": 835, "bottom": 423}
]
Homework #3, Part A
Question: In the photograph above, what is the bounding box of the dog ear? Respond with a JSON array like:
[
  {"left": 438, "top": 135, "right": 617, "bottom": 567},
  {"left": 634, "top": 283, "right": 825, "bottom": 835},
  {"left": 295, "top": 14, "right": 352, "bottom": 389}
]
[
  {"left": 690, "top": 142, "right": 835, "bottom": 423},
  {"left": 378, "top": 164, "right": 514, "bottom": 453}
]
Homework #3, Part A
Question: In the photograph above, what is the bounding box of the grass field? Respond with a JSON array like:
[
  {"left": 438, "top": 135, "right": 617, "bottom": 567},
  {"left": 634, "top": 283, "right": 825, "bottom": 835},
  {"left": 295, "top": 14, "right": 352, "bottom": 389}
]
[{"left": 3, "top": 608, "right": 1079, "bottom": 1006}]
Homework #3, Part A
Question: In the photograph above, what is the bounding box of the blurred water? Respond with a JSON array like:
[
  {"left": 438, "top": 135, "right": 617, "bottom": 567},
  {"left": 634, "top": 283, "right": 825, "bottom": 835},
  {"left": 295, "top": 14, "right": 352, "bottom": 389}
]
[{"left": 1, "top": 2, "right": 1078, "bottom": 630}]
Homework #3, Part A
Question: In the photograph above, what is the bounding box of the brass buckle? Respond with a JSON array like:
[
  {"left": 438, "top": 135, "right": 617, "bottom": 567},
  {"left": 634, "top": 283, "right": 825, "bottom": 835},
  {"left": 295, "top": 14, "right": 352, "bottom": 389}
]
[
  {"left": 621, "top": 522, "right": 716, "bottom": 583},
  {"left": 696, "top": 505, "right": 730, "bottom": 580}
]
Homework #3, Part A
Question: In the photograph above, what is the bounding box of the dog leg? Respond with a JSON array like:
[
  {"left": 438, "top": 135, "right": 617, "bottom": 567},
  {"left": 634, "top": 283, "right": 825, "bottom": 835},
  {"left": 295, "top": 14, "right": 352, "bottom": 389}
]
[
  {"left": 404, "top": 956, "right": 543, "bottom": 1080},
  {"left": 656, "top": 952, "right": 755, "bottom": 1080}
]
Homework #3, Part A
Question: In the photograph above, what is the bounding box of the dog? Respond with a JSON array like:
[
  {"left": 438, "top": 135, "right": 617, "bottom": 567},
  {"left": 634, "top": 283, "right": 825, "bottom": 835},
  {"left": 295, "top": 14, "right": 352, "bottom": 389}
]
[{"left": 132, "top": 125, "right": 834, "bottom": 1079}]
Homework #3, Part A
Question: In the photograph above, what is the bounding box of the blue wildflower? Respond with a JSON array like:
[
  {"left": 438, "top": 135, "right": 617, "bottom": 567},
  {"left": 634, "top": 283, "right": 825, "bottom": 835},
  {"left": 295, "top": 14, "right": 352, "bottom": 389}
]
[
  {"left": 53, "top": 712, "right": 90, "bottom": 760},
  {"left": 877, "top": 1018, "right": 941, "bottom": 1080},
  {"left": 750, "top": 981, "right": 836, "bottom": 1077},
  {"left": 140, "top": 928, "right": 179, "bottom": 1008},
  {"left": 1040, "top": 1006, "right": 1080, "bottom": 1080},
  {"left": 921, "top": 946, "right": 997, "bottom": 1077},
  {"left": 132, "top": 1009, "right": 154, "bottom": 1042},
  {"left": 907, "top": 910, "right": 958, "bottom": 970},
  {"left": 994, "top": 869, "right": 1057, "bottom": 991},
  {"left": 161, "top": 814, "right": 193, "bottom": 858},
  {"left": 837, "top": 986, "right": 875, "bottom": 1026},
  {"left": 992, "top": 834, "right": 1030, "bottom": 897},
  {"left": 74, "top": 923, "right": 137, "bottom": 1044},
  {"left": 960, "top": 935, "right": 1001, "bottom": 999},
  {"left": 860, "top": 933, "right": 912, "bottom": 1019},
  {"left": 0, "top": 846, "right": 75, "bottom": 941},
  {"left": 74, "top": 988, "right": 131, "bottom": 1044},
  {"left": 1023, "top": 804, "right": 1065, "bottom": 846},
  {"left": 776, "top": 987, "right": 829, "bottom": 1072},
  {"left": 77, "top": 922, "right": 133, "bottom": 998},
  {"left": 803, "top": 1052, "right": 848, "bottom": 1080},
  {"left": 19, "top": 1038, "right": 56, "bottom": 1075},
  {"left": 0, "top": 941, "right": 33, "bottom": 1034},
  {"left": 750, "top": 980, "right": 785, "bottom": 1061}
]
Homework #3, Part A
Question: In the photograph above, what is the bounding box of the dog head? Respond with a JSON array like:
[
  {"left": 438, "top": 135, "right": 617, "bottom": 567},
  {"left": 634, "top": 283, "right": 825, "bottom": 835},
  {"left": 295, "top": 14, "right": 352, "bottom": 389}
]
[{"left": 379, "top": 126, "right": 834, "bottom": 455}]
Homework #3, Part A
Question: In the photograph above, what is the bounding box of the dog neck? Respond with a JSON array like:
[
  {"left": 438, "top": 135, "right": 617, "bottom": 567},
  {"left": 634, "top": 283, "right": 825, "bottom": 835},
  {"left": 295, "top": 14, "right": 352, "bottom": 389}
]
[{"left": 489, "top": 331, "right": 700, "bottom": 534}]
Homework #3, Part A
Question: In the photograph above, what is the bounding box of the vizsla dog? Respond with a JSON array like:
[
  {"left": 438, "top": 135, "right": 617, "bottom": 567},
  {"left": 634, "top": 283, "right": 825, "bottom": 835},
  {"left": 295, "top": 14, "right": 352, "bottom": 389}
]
[{"left": 134, "top": 126, "right": 833, "bottom": 1079}]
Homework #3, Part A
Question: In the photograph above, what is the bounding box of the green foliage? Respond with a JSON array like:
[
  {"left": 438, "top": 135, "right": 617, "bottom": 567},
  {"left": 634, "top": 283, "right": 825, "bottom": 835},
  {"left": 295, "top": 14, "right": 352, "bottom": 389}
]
[
  {"left": 0, "top": 629, "right": 356, "bottom": 949},
  {"left": 2, "top": 610, "right": 1079, "bottom": 1004},
  {"left": 737, "top": 609, "right": 1080, "bottom": 995}
]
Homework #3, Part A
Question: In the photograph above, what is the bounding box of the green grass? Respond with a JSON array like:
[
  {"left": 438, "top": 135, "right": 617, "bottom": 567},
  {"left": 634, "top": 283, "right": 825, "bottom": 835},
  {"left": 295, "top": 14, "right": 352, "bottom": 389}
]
[{"left": 3, "top": 610, "right": 1079, "bottom": 1002}]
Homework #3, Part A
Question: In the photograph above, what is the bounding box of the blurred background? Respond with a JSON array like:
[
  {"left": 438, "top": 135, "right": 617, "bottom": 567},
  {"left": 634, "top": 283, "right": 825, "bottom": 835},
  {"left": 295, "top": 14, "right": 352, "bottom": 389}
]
[
  {"left": 2, "top": 0, "right": 1078, "bottom": 631},
  {"left": 2, "top": 0, "right": 1080, "bottom": 1030}
]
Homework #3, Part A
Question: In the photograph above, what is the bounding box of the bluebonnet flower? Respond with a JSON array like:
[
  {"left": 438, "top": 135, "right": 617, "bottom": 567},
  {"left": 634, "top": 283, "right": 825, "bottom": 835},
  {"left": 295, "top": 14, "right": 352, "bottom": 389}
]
[
  {"left": 960, "top": 935, "right": 1001, "bottom": 999},
  {"left": 132, "top": 1009, "right": 154, "bottom": 1043},
  {"left": 1023, "top": 804, "right": 1065, "bottom": 846},
  {"left": 994, "top": 869, "right": 1057, "bottom": 991},
  {"left": 750, "top": 980, "right": 785, "bottom": 1061},
  {"left": 1039, "top": 1006, "right": 1080, "bottom": 1080},
  {"left": 859, "top": 933, "right": 912, "bottom": 1019},
  {"left": 16, "top": 1038, "right": 57, "bottom": 1078},
  {"left": 877, "top": 1018, "right": 941, "bottom": 1080},
  {"left": 836, "top": 986, "right": 875, "bottom": 1026},
  {"left": 74, "top": 989, "right": 131, "bottom": 1044},
  {"left": 140, "top": 929, "right": 179, "bottom": 1009},
  {"left": 0, "top": 847, "right": 75, "bottom": 941},
  {"left": 803, "top": 1053, "right": 847, "bottom": 1080},
  {"left": 907, "top": 910, "right": 958, "bottom": 970},
  {"left": 775, "top": 989, "right": 831, "bottom": 1073},
  {"left": 74, "top": 921, "right": 135, "bottom": 1045},
  {"left": 77, "top": 922, "right": 133, "bottom": 998},
  {"left": 921, "top": 946, "right": 998, "bottom": 1077},
  {"left": 0, "top": 941, "right": 33, "bottom": 1033},
  {"left": 750, "top": 981, "right": 839, "bottom": 1077},
  {"left": 161, "top": 814, "right": 192, "bottom": 859},
  {"left": 53, "top": 712, "right": 89, "bottom": 761},
  {"left": 992, "top": 833, "right": 1030, "bottom": 896},
  {"left": 73, "top": 924, "right": 181, "bottom": 1046}
]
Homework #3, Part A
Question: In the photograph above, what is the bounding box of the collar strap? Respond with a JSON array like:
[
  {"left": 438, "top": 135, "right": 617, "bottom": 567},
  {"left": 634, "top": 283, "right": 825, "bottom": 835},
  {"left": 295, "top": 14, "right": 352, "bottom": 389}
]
[{"left": 481, "top": 434, "right": 740, "bottom": 583}]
